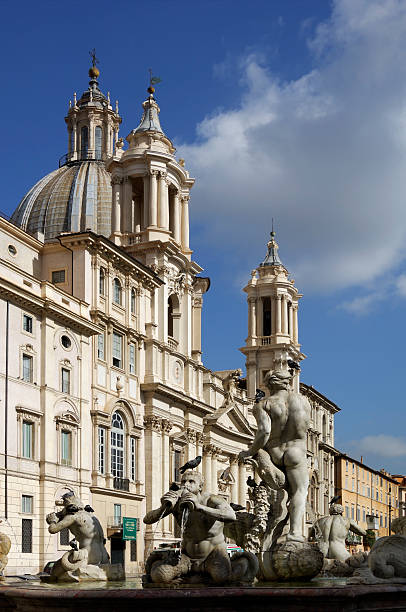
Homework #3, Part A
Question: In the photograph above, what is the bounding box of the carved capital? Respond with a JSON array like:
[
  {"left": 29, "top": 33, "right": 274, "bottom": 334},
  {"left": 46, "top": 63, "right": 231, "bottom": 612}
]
[
  {"left": 203, "top": 443, "right": 220, "bottom": 458},
  {"left": 184, "top": 427, "right": 197, "bottom": 443},
  {"left": 229, "top": 454, "right": 239, "bottom": 466},
  {"left": 161, "top": 418, "right": 173, "bottom": 434},
  {"left": 196, "top": 432, "right": 205, "bottom": 445},
  {"left": 143, "top": 415, "right": 162, "bottom": 432},
  {"left": 111, "top": 176, "right": 123, "bottom": 186}
]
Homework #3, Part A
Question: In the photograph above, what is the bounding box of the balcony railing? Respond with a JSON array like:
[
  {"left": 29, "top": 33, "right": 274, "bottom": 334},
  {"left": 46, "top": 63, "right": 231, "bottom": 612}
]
[
  {"left": 168, "top": 336, "right": 178, "bottom": 351},
  {"left": 260, "top": 336, "right": 272, "bottom": 346},
  {"left": 59, "top": 150, "right": 106, "bottom": 168},
  {"left": 108, "top": 516, "right": 122, "bottom": 528},
  {"left": 113, "top": 477, "right": 130, "bottom": 491}
]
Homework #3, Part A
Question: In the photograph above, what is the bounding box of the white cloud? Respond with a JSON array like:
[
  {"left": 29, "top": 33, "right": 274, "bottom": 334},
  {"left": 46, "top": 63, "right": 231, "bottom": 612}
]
[
  {"left": 348, "top": 435, "right": 406, "bottom": 458},
  {"left": 178, "top": 0, "right": 406, "bottom": 294}
]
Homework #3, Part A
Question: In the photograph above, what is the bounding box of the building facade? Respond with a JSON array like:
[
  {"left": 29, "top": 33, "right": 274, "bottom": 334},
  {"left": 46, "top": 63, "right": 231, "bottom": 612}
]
[
  {"left": 0, "top": 64, "right": 340, "bottom": 575},
  {"left": 335, "top": 454, "right": 400, "bottom": 543}
]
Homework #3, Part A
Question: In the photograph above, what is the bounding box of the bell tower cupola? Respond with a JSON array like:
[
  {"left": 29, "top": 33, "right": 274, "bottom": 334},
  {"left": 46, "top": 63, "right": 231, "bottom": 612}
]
[
  {"left": 240, "top": 230, "right": 305, "bottom": 396},
  {"left": 63, "top": 51, "right": 122, "bottom": 165},
  {"left": 106, "top": 82, "right": 194, "bottom": 255}
]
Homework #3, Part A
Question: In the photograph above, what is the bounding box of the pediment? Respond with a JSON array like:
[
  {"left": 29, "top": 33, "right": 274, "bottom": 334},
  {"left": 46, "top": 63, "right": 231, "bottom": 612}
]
[{"left": 205, "top": 402, "right": 253, "bottom": 437}]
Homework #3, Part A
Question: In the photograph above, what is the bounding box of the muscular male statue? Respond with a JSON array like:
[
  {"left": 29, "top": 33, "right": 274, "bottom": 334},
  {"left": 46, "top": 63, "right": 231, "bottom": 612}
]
[
  {"left": 312, "top": 504, "right": 366, "bottom": 561},
  {"left": 144, "top": 470, "right": 237, "bottom": 584},
  {"left": 239, "top": 369, "right": 310, "bottom": 542},
  {"left": 46, "top": 492, "right": 109, "bottom": 566}
]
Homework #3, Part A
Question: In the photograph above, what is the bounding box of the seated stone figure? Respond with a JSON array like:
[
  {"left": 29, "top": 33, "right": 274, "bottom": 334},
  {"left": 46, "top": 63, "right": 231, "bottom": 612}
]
[
  {"left": 45, "top": 491, "right": 113, "bottom": 582},
  {"left": 312, "top": 503, "right": 366, "bottom": 562},
  {"left": 368, "top": 516, "right": 406, "bottom": 580},
  {"left": 143, "top": 470, "right": 258, "bottom": 585}
]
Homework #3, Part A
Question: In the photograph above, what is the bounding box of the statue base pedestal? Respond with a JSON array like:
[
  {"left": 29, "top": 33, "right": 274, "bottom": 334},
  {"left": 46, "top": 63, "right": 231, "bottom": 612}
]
[{"left": 259, "top": 540, "right": 324, "bottom": 582}]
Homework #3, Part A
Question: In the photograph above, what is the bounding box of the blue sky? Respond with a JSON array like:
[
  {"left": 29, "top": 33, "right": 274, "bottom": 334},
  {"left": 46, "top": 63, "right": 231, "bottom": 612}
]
[{"left": 1, "top": 0, "right": 406, "bottom": 474}]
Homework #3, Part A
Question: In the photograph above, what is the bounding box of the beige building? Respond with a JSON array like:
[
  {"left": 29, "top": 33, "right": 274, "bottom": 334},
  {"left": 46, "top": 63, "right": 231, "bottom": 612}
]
[
  {"left": 0, "top": 64, "right": 339, "bottom": 575},
  {"left": 335, "top": 454, "right": 400, "bottom": 545}
]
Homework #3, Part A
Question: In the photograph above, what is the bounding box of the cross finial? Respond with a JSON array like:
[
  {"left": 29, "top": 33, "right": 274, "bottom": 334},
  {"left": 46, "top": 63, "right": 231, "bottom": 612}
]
[{"left": 89, "top": 48, "right": 99, "bottom": 68}]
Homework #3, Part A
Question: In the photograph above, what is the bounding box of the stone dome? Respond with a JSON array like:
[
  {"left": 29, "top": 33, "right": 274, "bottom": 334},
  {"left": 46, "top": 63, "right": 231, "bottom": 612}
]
[{"left": 11, "top": 160, "right": 112, "bottom": 241}]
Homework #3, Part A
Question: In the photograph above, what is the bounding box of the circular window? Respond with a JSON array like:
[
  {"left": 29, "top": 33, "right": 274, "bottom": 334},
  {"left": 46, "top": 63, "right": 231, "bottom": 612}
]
[
  {"left": 61, "top": 335, "right": 72, "bottom": 349},
  {"left": 8, "top": 244, "right": 17, "bottom": 256}
]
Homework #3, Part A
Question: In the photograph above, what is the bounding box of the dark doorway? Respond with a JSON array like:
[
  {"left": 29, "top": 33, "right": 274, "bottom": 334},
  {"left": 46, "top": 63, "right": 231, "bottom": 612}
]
[{"left": 110, "top": 535, "right": 126, "bottom": 565}]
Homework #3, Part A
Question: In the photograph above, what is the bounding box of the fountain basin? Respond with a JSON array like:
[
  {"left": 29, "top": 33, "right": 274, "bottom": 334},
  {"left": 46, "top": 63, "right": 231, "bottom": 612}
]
[{"left": 1, "top": 581, "right": 406, "bottom": 611}]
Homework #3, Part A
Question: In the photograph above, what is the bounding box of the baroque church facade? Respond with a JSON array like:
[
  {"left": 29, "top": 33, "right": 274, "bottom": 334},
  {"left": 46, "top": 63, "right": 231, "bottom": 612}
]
[{"left": 0, "top": 64, "right": 339, "bottom": 574}]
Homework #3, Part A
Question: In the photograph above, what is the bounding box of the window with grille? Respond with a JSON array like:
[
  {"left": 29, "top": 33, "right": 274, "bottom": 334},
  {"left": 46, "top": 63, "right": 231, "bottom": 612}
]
[
  {"left": 111, "top": 412, "right": 124, "bottom": 477},
  {"left": 22, "top": 495, "right": 33, "bottom": 513},
  {"left": 61, "top": 430, "right": 72, "bottom": 466},
  {"left": 22, "top": 421, "right": 33, "bottom": 458},
  {"left": 99, "top": 268, "right": 105, "bottom": 296},
  {"left": 95, "top": 126, "right": 102, "bottom": 160},
  {"left": 131, "top": 289, "right": 136, "bottom": 314},
  {"left": 61, "top": 368, "right": 70, "bottom": 394},
  {"left": 98, "top": 333, "right": 105, "bottom": 360},
  {"left": 130, "top": 539, "right": 137, "bottom": 561},
  {"left": 113, "top": 278, "right": 122, "bottom": 305},
  {"left": 114, "top": 503, "right": 122, "bottom": 526},
  {"left": 22, "top": 354, "right": 33, "bottom": 382},
  {"left": 22, "top": 518, "right": 32, "bottom": 553},
  {"left": 112, "top": 332, "right": 122, "bottom": 368},
  {"left": 52, "top": 270, "right": 66, "bottom": 284},
  {"left": 23, "top": 314, "right": 33, "bottom": 333},
  {"left": 98, "top": 426, "right": 105, "bottom": 474},
  {"left": 131, "top": 437, "right": 136, "bottom": 481},
  {"left": 129, "top": 343, "right": 136, "bottom": 374},
  {"left": 174, "top": 449, "right": 181, "bottom": 483},
  {"left": 60, "top": 527, "right": 70, "bottom": 546}
]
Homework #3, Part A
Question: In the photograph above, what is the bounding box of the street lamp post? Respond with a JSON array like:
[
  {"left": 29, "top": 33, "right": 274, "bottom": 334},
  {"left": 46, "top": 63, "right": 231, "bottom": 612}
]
[{"left": 388, "top": 486, "right": 392, "bottom": 536}]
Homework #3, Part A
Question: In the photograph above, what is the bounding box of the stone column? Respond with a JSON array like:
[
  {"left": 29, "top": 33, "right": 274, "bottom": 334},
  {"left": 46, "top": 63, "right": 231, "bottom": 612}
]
[
  {"left": 173, "top": 190, "right": 181, "bottom": 243},
  {"left": 161, "top": 419, "right": 173, "bottom": 535},
  {"left": 281, "top": 294, "right": 287, "bottom": 334},
  {"left": 293, "top": 304, "right": 298, "bottom": 343},
  {"left": 196, "top": 433, "right": 205, "bottom": 474},
  {"left": 181, "top": 196, "right": 190, "bottom": 250},
  {"left": 230, "top": 456, "right": 239, "bottom": 503},
  {"left": 88, "top": 114, "right": 94, "bottom": 155},
  {"left": 71, "top": 119, "right": 77, "bottom": 157},
  {"left": 122, "top": 177, "right": 133, "bottom": 233},
  {"left": 248, "top": 297, "right": 256, "bottom": 342},
  {"left": 211, "top": 448, "right": 219, "bottom": 494},
  {"left": 238, "top": 461, "right": 246, "bottom": 506},
  {"left": 143, "top": 174, "right": 150, "bottom": 228},
  {"left": 158, "top": 172, "right": 169, "bottom": 230},
  {"left": 149, "top": 170, "right": 158, "bottom": 227},
  {"left": 111, "top": 177, "right": 122, "bottom": 235},
  {"left": 203, "top": 445, "right": 212, "bottom": 492},
  {"left": 275, "top": 295, "right": 282, "bottom": 334},
  {"left": 144, "top": 415, "right": 163, "bottom": 543},
  {"left": 134, "top": 194, "right": 142, "bottom": 233},
  {"left": 288, "top": 303, "right": 293, "bottom": 338}
]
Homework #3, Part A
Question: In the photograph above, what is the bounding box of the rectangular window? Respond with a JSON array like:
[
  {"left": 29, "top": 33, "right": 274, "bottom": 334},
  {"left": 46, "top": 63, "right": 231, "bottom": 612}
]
[
  {"left": 98, "top": 426, "right": 105, "bottom": 474},
  {"left": 345, "top": 477, "right": 348, "bottom": 489},
  {"left": 61, "top": 430, "right": 72, "bottom": 466},
  {"left": 114, "top": 503, "right": 122, "bottom": 526},
  {"left": 22, "top": 518, "right": 32, "bottom": 553},
  {"left": 352, "top": 480, "right": 355, "bottom": 492},
  {"left": 129, "top": 343, "right": 136, "bottom": 375},
  {"left": 60, "top": 527, "right": 70, "bottom": 546},
  {"left": 22, "top": 495, "right": 33, "bottom": 514},
  {"left": 363, "top": 508, "right": 366, "bottom": 522},
  {"left": 130, "top": 539, "right": 137, "bottom": 562},
  {"left": 351, "top": 506, "right": 354, "bottom": 519},
  {"left": 345, "top": 506, "right": 349, "bottom": 518},
  {"left": 174, "top": 449, "right": 181, "bottom": 483},
  {"left": 131, "top": 437, "right": 136, "bottom": 481},
  {"left": 23, "top": 314, "right": 33, "bottom": 333},
  {"left": 22, "top": 421, "right": 33, "bottom": 459},
  {"left": 367, "top": 487, "right": 370, "bottom": 497},
  {"left": 22, "top": 354, "right": 33, "bottom": 382},
  {"left": 112, "top": 332, "right": 122, "bottom": 368},
  {"left": 385, "top": 515, "right": 387, "bottom": 527},
  {"left": 357, "top": 506, "right": 360, "bottom": 521},
  {"left": 61, "top": 368, "right": 70, "bottom": 394},
  {"left": 52, "top": 269, "right": 66, "bottom": 284},
  {"left": 97, "top": 333, "right": 105, "bottom": 360}
]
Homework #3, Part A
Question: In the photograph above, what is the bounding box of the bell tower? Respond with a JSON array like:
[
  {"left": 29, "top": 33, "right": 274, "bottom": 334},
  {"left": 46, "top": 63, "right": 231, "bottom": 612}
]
[
  {"left": 240, "top": 231, "right": 305, "bottom": 396},
  {"left": 64, "top": 56, "right": 122, "bottom": 164}
]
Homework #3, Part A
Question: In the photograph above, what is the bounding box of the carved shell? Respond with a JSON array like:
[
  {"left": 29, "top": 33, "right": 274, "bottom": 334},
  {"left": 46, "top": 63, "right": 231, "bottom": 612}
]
[{"left": 271, "top": 541, "right": 324, "bottom": 580}]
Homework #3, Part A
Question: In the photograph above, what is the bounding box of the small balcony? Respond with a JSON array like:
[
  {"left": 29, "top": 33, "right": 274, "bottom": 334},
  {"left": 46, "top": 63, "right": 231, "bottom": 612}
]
[
  {"left": 113, "top": 477, "right": 130, "bottom": 492},
  {"left": 107, "top": 515, "right": 122, "bottom": 528},
  {"left": 59, "top": 149, "right": 106, "bottom": 168},
  {"left": 168, "top": 336, "right": 178, "bottom": 351}
]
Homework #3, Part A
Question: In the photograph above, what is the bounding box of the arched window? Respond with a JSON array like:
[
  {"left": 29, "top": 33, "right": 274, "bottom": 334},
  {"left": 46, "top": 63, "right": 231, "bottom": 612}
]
[
  {"left": 131, "top": 289, "right": 136, "bottom": 315},
  {"left": 113, "top": 278, "right": 122, "bottom": 305},
  {"left": 99, "top": 268, "right": 105, "bottom": 296},
  {"left": 95, "top": 126, "right": 102, "bottom": 160},
  {"left": 168, "top": 296, "right": 174, "bottom": 337},
  {"left": 263, "top": 297, "right": 272, "bottom": 336},
  {"left": 81, "top": 126, "right": 88, "bottom": 157},
  {"left": 111, "top": 412, "right": 124, "bottom": 477},
  {"left": 308, "top": 475, "right": 318, "bottom": 514},
  {"left": 322, "top": 414, "right": 327, "bottom": 440}
]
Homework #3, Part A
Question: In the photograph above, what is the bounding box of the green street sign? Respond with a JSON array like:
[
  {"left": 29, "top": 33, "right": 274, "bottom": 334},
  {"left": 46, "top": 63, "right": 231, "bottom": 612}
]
[{"left": 122, "top": 517, "right": 137, "bottom": 540}]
